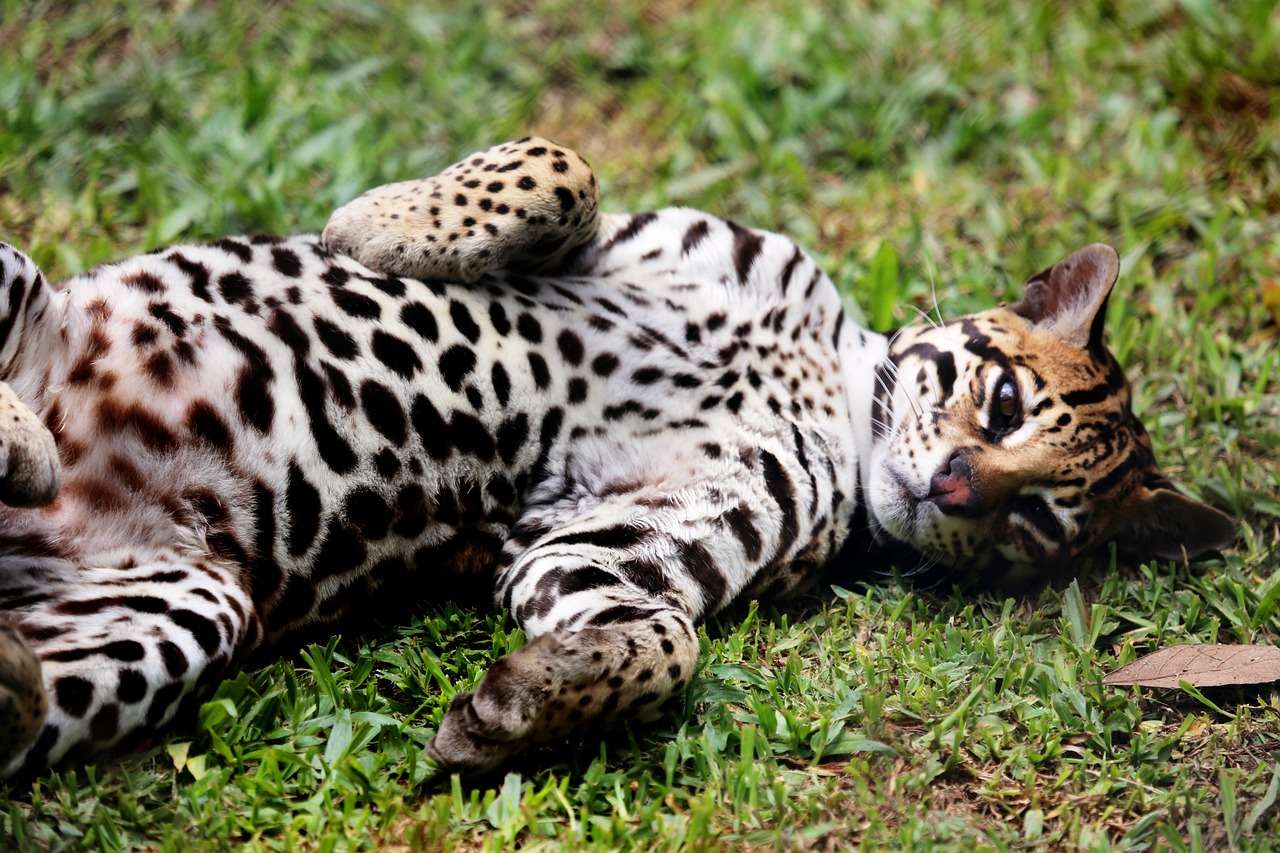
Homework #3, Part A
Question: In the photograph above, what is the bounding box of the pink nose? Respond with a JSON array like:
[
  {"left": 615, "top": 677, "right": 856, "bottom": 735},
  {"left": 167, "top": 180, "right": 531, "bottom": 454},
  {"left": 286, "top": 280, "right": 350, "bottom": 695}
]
[{"left": 927, "top": 453, "right": 981, "bottom": 515}]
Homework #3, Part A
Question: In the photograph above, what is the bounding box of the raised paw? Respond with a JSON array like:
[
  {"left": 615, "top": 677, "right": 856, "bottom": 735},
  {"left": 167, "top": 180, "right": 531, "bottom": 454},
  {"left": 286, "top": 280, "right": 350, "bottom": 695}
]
[
  {"left": 0, "top": 626, "right": 47, "bottom": 765},
  {"left": 323, "top": 136, "right": 601, "bottom": 282},
  {"left": 0, "top": 382, "right": 59, "bottom": 507}
]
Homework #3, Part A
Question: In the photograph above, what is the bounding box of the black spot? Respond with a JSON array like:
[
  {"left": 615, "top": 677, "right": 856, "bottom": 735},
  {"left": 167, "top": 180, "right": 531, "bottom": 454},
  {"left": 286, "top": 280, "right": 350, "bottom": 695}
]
[
  {"left": 449, "top": 301, "right": 481, "bottom": 344},
  {"left": 591, "top": 353, "right": 619, "bottom": 376},
  {"left": 186, "top": 401, "right": 232, "bottom": 452},
  {"left": 374, "top": 448, "right": 401, "bottom": 481},
  {"left": 451, "top": 411, "right": 495, "bottom": 461},
  {"left": 236, "top": 366, "right": 274, "bottom": 433},
  {"left": 392, "top": 484, "right": 430, "bottom": 538},
  {"left": 54, "top": 675, "right": 93, "bottom": 718},
  {"left": 554, "top": 186, "right": 575, "bottom": 211},
  {"left": 568, "top": 377, "right": 588, "bottom": 403},
  {"left": 516, "top": 313, "right": 542, "bottom": 343},
  {"left": 496, "top": 413, "right": 529, "bottom": 465},
  {"left": 517, "top": 176, "right": 536, "bottom": 190},
  {"left": 556, "top": 329, "right": 584, "bottom": 366},
  {"left": 145, "top": 682, "right": 183, "bottom": 726},
  {"left": 438, "top": 345, "right": 477, "bottom": 392},
  {"left": 271, "top": 247, "right": 302, "bottom": 277},
  {"left": 160, "top": 641, "right": 189, "bottom": 677},
  {"left": 401, "top": 302, "right": 438, "bottom": 342},
  {"left": 218, "top": 272, "right": 253, "bottom": 305},
  {"left": 315, "top": 317, "right": 359, "bottom": 360},
  {"left": 323, "top": 362, "right": 355, "bottom": 409},
  {"left": 491, "top": 362, "right": 511, "bottom": 406},
  {"left": 345, "top": 487, "right": 392, "bottom": 540},
  {"left": 371, "top": 330, "right": 421, "bottom": 378},
  {"left": 116, "top": 669, "right": 147, "bottom": 703},
  {"left": 331, "top": 288, "right": 381, "bottom": 320},
  {"left": 90, "top": 703, "right": 120, "bottom": 740},
  {"left": 489, "top": 302, "right": 511, "bottom": 336},
  {"left": 528, "top": 352, "right": 550, "bottom": 389},
  {"left": 144, "top": 350, "right": 174, "bottom": 387},
  {"left": 411, "top": 394, "right": 453, "bottom": 461},
  {"left": 360, "top": 380, "right": 408, "bottom": 445}
]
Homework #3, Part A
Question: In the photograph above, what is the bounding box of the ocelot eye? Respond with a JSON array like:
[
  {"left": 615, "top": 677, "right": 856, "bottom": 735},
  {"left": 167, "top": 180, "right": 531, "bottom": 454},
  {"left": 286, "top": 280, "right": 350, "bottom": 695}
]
[{"left": 988, "top": 374, "right": 1022, "bottom": 437}]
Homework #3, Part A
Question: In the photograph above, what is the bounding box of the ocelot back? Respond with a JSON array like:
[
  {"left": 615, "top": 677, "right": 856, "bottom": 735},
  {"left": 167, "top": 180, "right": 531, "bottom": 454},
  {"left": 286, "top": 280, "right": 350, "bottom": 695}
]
[{"left": 0, "top": 138, "right": 1232, "bottom": 777}]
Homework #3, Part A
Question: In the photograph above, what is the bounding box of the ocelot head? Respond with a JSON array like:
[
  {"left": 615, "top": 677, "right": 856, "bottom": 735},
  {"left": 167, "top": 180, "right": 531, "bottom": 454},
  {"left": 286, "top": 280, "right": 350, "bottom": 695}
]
[{"left": 865, "top": 244, "right": 1235, "bottom": 570}]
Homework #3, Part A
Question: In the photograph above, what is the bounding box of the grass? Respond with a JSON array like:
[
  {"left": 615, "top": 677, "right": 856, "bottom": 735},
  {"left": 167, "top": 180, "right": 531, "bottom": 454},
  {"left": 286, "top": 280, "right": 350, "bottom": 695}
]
[{"left": 1, "top": 0, "right": 1279, "bottom": 848}]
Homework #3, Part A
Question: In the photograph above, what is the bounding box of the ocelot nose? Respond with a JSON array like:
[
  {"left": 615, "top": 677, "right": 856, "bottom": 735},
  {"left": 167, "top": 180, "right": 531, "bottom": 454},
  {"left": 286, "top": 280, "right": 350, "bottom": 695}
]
[{"left": 926, "top": 452, "right": 982, "bottom": 516}]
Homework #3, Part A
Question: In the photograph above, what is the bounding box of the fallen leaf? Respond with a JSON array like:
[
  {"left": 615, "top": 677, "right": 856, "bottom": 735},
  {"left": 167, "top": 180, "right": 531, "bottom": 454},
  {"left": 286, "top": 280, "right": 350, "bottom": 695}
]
[
  {"left": 1103, "top": 644, "right": 1280, "bottom": 688},
  {"left": 1262, "top": 279, "right": 1280, "bottom": 327}
]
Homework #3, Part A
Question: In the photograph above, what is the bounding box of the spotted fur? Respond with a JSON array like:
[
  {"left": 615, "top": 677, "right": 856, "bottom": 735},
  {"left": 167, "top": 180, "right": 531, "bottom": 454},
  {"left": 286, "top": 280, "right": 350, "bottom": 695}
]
[{"left": 0, "top": 139, "right": 1233, "bottom": 777}]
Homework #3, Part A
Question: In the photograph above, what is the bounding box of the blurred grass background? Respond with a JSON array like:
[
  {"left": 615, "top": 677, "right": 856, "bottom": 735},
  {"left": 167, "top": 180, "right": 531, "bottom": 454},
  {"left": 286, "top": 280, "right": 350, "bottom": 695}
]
[{"left": 1, "top": 0, "right": 1279, "bottom": 848}]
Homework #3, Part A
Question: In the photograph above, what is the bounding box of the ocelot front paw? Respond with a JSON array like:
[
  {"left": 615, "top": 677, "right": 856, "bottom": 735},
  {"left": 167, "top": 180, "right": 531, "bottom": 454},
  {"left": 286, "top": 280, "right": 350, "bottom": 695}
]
[
  {"left": 0, "top": 626, "right": 47, "bottom": 766},
  {"left": 0, "top": 382, "right": 59, "bottom": 508},
  {"left": 428, "top": 632, "right": 569, "bottom": 773},
  {"left": 427, "top": 616, "right": 698, "bottom": 774}
]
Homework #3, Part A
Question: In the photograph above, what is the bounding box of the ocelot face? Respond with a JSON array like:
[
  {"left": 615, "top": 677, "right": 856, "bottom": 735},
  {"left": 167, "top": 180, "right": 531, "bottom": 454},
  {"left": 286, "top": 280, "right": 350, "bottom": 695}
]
[{"left": 864, "top": 245, "right": 1234, "bottom": 569}]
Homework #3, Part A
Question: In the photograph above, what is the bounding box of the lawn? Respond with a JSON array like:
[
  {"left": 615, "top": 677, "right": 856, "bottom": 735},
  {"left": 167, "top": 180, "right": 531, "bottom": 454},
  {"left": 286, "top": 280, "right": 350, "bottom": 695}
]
[{"left": 2, "top": 0, "right": 1279, "bottom": 848}]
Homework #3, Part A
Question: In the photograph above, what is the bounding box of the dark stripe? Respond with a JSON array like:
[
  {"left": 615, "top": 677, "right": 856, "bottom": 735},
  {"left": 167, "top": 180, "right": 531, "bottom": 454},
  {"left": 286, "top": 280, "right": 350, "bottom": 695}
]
[
  {"left": 898, "top": 342, "right": 957, "bottom": 401},
  {"left": 680, "top": 220, "right": 711, "bottom": 257},
  {"left": 543, "top": 524, "right": 647, "bottom": 550},
  {"left": 1061, "top": 360, "right": 1126, "bottom": 407},
  {"left": 590, "top": 604, "right": 657, "bottom": 626},
  {"left": 1087, "top": 444, "right": 1153, "bottom": 499},
  {"left": 723, "top": 504, "right": 762, "bottom": 562},
  {"left": 869, "top": 359, "right": 897, "bottom": 442},
  {"left": 0, "top": 274, "right": 26, "bottom": 357},
  {"left": 727, "top": 221, "right": 764, "bottom": 285},
  {"left": 170, "top": 608, "right": 221, "bottom": 655},
  {"left": 559, "top": 567, "right": 622, "bottom": 596},
  {"left": 778, "top": 246, "right": 803, "bottom": 295},
  {"left": 760, "top": 450, "right": 798, "bottom": 566},
  {"left": 791, "top": 423, "right": 819, "bottom": 514},
  {"left": 1007, "top": 495, "right": 1064, "bottom": 542},
  {"left": 803, "top": 268, "right": 821, "bottom": 299},
  {"left": 601, "top": 212, "right": 658, "bottom": 252},
  {"left": 678, "top": 540, "right": 727, "bottom": 611}
]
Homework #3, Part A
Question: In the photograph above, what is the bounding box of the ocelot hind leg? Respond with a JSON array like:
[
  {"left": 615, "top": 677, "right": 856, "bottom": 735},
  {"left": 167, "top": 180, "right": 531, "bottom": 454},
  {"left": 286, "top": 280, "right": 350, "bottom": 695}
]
[
  {"left": 0, "top": 244, "right": 62, "bottom": 508},
  {"left": 0, "top": 550, "right": 256, "bottom": 778},
  {"left": 322, "top": 137, "right": 601, "bottom": 281}
]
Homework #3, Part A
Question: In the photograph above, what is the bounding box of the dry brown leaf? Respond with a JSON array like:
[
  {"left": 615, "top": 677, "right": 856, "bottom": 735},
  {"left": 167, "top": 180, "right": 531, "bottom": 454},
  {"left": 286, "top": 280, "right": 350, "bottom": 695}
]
[
  {"left": 1262, "top": 279, "right": 1280, "bottom": 327},
  {"left": 1102, "top": 644, "right": 1280, "bottom": 688}
]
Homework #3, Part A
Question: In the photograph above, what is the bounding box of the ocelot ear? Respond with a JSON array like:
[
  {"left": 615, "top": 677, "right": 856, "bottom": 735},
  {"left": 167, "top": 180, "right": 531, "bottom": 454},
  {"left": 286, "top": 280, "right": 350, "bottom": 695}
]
[
  {"left": 1011, "top": 243, "right": 1119, "bottom": 351},
  {"left": 1109, "top": 482, "right": 1236, "bottom": 561}
]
